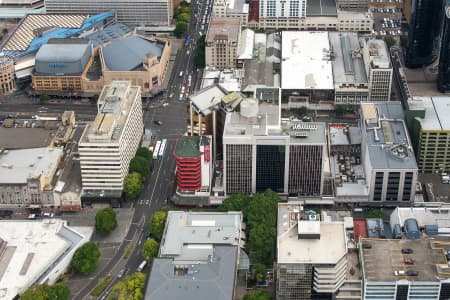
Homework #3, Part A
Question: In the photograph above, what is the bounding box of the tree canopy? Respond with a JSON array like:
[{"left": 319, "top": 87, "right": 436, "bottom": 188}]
[
  {"left": 243, "top": 290, "right": 274, "bottom": 300},
  {"left": 194, "top": 36, "right": 206, "bottom": 68},
  {"left": 21, "top": 282, "right": 71, "bottom": 300},
  {"left": 174, "top": 22, "right": 188, "bottom": 37},
  {"left": 71, "top": 242, "right": 101, "bottom": 275},
  {"left": 142, "top": 238, "right": 159, "bottom": 263},
  {"left": 149, "top": 210, "right": 168, "bottom": 241},
  {"left": 124, "top": 172, "right": 143, "bottom": 200},
  {"left": 219, "top": 189, "right": 280, "bottom": 266},
  {"left": 95, "top": 208, "right": 118, "bottom": 235},
  {"left": 129, "top": 156, "right": 151, "bottom": 179},
  {"left": 107, "top": 272, "right": 147, "bottom": 300},
  {"left": 135, "top": 147, "right": 153, "bottom": 162}
]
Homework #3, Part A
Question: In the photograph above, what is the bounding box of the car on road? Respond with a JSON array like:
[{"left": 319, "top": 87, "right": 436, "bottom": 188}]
[
  {"left": 163, "top": 102, "right": 169, "bottom": 107},
  {"left": 154, "top": 120, "right": 163, "bottom": 125},
  {"left": 394, "top": 270, "right": 405, "bottom": 276},
  {"left": 401, "top": 248, "right": 413, "bottom": 254},
  {"left": 117, "top": 268, "right": 126, "bottom": 279},
  {"left": 43, "top": 212, "right": 54, "bottom": 218},
  {"left": 179, "top": 93, "right": 184, "bottom": 101}
]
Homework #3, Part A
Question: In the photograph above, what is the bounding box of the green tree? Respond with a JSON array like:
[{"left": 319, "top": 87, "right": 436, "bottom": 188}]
[
  {"left": 89, "top": 94, "right": 99, "bottom": 103},
  {"left": 149, "top": 210, "right": 168, "bottom": 241},
  {"left": 251, "top": 263, "right": 267, "bottom": 282},
  {"left": 243, "top": 290, "right": 274, "bottom": 300},
  {"left": 129, "top": 156, "right": 150, "bottom": 179},
  {"left": 335, "top": 105, "right": 346, "bottom": 115},
  {"left": 40, "top": 93, "right": 50, "bottom": 102},
  {"left": 297, "top": 106, "right": 308, "bottom": 116},
  {"left": 178, "top": 12, "right": 191, "bottom": 23},
  {"left": 47, "top": 282, "right": 71, "bottom": 300},
  {"left": 384, "top": 35, "right": 396, "bottom": 48},
  {"left": 2, "top": 28, "right": 8, "bottom": 35},
  {"left": 124, "top": 172, "right": 143, "bottom": 200},
  {"left": 71, "top": 242, "right": 101, "bottom": 275},
  {"left": 367, "top": 209, "right": 386, "bottom": 219},
  {"left": 247, "top": 224, "right": 277, "bottom": 265},
  {"left": 136, "top": 147, "right": 153, "bottom": 162},
  {"left": 142, "top": 238, "right": 159, "bottom": 263},
  {"left": 107, "top": 272, "right": 147, "bottom": 300},
  {"left": 21, "top": 284, "right": 51, "bottom": 300},
  {"left": 174, "top": 21, "right": 188, "bottom": 37},
  {"left": 95, "top": 208, "right": 118, "bottom": 235},
  {"left": 218, "top": 193, "right": 249, "bottom": 212},
  {"left": 194, "top": 36, "right": 206, "bottom": 68}
]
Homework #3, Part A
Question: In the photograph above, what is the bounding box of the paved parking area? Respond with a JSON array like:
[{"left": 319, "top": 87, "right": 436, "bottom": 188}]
[{"left": 371, "top": 7, "right": 404, "bottom": 36}]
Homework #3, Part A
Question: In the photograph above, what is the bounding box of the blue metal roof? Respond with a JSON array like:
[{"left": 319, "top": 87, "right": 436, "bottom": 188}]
[{"left": 4, "top": 11, "right": 114, "bottom": 58}]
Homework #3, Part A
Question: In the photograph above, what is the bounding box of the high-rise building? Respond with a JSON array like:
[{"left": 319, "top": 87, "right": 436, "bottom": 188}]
[
  {"left": 79, "top": 81, "right": 143, "bottom": 198},
  {"left": 404, "top": 0, "right": 443, "bottom": 68},
  {"left": 205, "top": 18, "right": 241, "bottom": 69},
  {"left": 44, "top": 0, "right": 172, "bottom": 26},
  {"left": 360, "top": 102, "right": 418, "bottom": 202},
  {"left": 438, "top": 3, "right": 450, "bottom": 92},
  {"left": 362, "top": 39, "right": 393, "bottom": 101},
  {"left": 223, "top": 96, "right": 326, "bottom": 196}
]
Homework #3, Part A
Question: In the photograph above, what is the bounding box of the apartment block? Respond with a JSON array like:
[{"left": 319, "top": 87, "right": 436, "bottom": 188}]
[
  {"left": 78, "top": 81, "right": 143, "bottom": 198},
  {"left": 213, "top": 0, "right": 249, "bottom": 27},
  {"left": 360, "top": 102, "right": 418, "bottom": 202},
  {"left": 205, "top": 17, "right": 241, "bottom": 69},
  {"left": 407, "top": 97, "right": 450, "bottom": 173},
  {"left": 362, "top": 39, "right": 393, "bottom": 101}
]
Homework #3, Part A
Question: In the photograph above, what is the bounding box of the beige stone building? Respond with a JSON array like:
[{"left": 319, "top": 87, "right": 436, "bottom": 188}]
[
  {"left": 205, "top": 18, "right": 241, "bottom": 69},
  {"left": 0, "top": 56, "right": 16, "bottom": 94},
  {"left": 32, "top": 35, "right": 171, "bottom": 95}
]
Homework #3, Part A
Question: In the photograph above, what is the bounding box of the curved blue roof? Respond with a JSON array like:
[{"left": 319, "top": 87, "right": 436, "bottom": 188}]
[{"left": 102, "top": 36, "right": 164, "bottom": 71}]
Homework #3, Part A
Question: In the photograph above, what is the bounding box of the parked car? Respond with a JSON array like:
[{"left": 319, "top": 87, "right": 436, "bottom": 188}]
[
  {"left": 401, "top": 248, "right": 413, "bottom": 254},
  {"left": 394, "top": 270, "right": 405, "bottom": 276},
  {"left": 406, "top": 270, "right": 418, "bottom": 276},
  {"left": 154, "top": 120, "right": 163, "bottom": 125},
  {"left": 404, "top": 257, "right": 415, "bottom": 265},
  {"left": 117, "top": 268, "right": 126, "bottom": 279}
]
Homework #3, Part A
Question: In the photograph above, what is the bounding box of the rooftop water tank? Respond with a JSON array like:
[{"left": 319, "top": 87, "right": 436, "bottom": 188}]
[{"left": 240, "top": 98, "right": 258, "bottom": 118}]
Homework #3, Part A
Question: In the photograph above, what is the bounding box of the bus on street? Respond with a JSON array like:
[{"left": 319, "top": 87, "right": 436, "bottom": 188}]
[
  {"left": 153, "top": 140, "right": 161, "bottom": 160},
  {"left": 158, "top": 139, "right": 167, "bottom": 160}
]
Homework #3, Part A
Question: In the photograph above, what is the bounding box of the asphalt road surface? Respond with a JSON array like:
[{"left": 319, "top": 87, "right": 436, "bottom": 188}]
[{"left": 75, "top": 0, "right": 210, "bottom": 298}]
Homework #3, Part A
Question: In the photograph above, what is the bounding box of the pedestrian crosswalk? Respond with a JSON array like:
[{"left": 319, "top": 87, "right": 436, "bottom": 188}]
[{"left": 137, "top": 199, "right": 151, "bottom": 205}]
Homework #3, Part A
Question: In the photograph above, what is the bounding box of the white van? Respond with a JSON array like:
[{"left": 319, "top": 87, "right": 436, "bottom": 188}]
[{"left": 137, "top": 260, "right": 147, "bottom": 272}]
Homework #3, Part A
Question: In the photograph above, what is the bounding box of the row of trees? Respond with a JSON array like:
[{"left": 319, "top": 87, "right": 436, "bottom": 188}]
[
  {"left": 21, "top": 282, "right": 70, "bottom": 300},
  {"left": 194, "top": 36, "right": 206, "bottom": 68},
  {"left": 107, "top": 272, "right": 147, "bottom": 300},
  {"left": 174, "top": 2, "right": 191, "bottom": 37},
  {"left": 124, "top": 147, "right": 153, "bottom": 200},
  {"left": 141, "top": 209, "right": 168, "bottom": 263},
  {"left": 219, "top": 189, "right": 281, "bottom": 266}
]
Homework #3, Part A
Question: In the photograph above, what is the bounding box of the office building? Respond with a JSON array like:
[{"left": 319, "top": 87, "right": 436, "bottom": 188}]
[
  {"left": 407, "top": 96, "right": 450, "bottom": 173},
  {"left": 330, "top": 32, "right": 369, "bottom": 105},
  {"left": 174, "top": 135, "right": 213, "bottom": 197},
  {"left": 44, "top": 0, "right": 171, "bottom": 26},
  {"left": 360, "top": 102, "right": 418, "bottom": 202},
  {"left": 145, "top": 211, "right": 243, "bottom": 300},
  {"left": 223, "top": 95, "right": 326, "bottom": 196},
  {"left": 359, "top": 237, "right": 450, "bottom": 300},
  {"left": 0, "top": 220, "right": 92, "bottom": 300},
  {"left": 276, "top": 202, "right": 348, "bottom": 299},
  {"left": 438, "top": 3, "right": 450, "bottom": 93},
  {"left": 213, "top": 0, "right": 249, "bottom": 27},
  {"left": 32, "top": 31, "right": 171, "bottom": 95},
  {"left": 0, "top": 56, "right": 15, "bottom": 94},
  {"left": 0, "top": 147, "right": 63, "bottom": 207},
  {"left": 78, "top": 81, "right": 143, "bottom": 198},
  {"left": 362, "top": 38, "right": 392, "bottom": 101},
  {"left": 404, "top": 0, "right": 442, "bottom": 68},
  {"left": 205, "top": 18, "right": 241, "bottom": 69}
]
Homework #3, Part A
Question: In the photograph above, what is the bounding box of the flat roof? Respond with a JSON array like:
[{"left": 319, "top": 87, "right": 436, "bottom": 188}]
[
  {"left": 206, "top": 17, "right": 240, "bottom": 43},
  {"left": 80, "top": 81, "right": 139, "bottom": 143},
  {"left": 329, "top": 124, "right": 362, "bottom": 145},
  {"left": 175, "top": 136, "right": 200, "bottom": 158},
  {"left": 329, "top": 32, "right": 367, "bottom": 85},
  {"left": 277, "top": 202, "right": 347, "bottom": 264},
  {"left": 365, "top": 39, "right": 391, "bottom": 68},
  {"left": 0, "top": 128, "right": 55, "bottom": 149},
  {"left": 0, "top": 220, "right": 87, "bottom": 299},
  {"left": 362, "top": 102, "right": 417, "bottom": 170},
  {"left": 306, "top": 0, "right": 337, "bottom": 16},
  {"left": 281, "top": 31, "right": 333, "bottom": 90},
  {"left": 360, "top": 237, "right": 450, "bottom": 282},
  {"left": 408, "top": 96, "right": 450, "bottom": 131},
  {"left": 0, "top": 147, "right": 62, "bottom": 184},
  {"left": 227, "top": 0, "right": 249, "bottom": 13},
  {"left": 390, "top": 207, "right": 450, "bottom": 230},
  {"left": 237, "top": 29, "right": 254, "bottom": 60}
]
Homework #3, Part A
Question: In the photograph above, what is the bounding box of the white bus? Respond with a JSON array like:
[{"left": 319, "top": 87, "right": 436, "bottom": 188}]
[
  {"left": 152, "top": 141, "right": 161, "bottom": 160},
  {"left": 137, "top": 260, "right": 147, "bottom": 272},
  {"left": 158, "top": 139, "right": 167, "bottom": 159}
]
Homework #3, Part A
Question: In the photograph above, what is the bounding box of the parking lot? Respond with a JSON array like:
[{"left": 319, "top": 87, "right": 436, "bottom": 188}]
[{"left": 370, "top": 7, "right": 404, "bottom": 36}]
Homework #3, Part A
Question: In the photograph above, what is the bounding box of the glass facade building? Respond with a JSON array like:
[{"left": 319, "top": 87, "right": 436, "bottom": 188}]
[
  {"left": 256, "top": 145, "right": 285, "bottom": 192},
  {"left": 438, "top": 4, "right": 450, "bottom": 92},
  {"left": 404, "top": 0, "right": 443, "bottom": 68}
]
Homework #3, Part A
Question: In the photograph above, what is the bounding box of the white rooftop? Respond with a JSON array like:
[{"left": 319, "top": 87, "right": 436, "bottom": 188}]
[
  {"left": 190, "top": 85, "right": 226, "bottom": 116},
  {"left": 237, "top": 28, "right": 254, "bottom": 59},
  {"left": 408, "top": 96, "right": 450, "bottom": 130},
  {"left": 0, "top": 220, "right": 88, "bottom": 299},
  {"left": 277, "top": 202, "right": 347, "bottom": 264},
  {"left": 0, "top": 147, "right": 62, "bottom": 184},
  {"left": 281, "top": 31, "right": 333, "bottom": 90}
]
